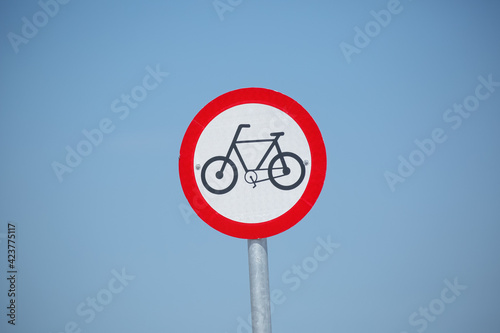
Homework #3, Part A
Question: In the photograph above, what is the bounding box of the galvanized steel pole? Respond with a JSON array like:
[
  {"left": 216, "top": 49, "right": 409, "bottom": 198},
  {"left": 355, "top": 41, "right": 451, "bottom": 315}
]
[{"left": 247, "top": 238, "right": 272, "bottom": 333}]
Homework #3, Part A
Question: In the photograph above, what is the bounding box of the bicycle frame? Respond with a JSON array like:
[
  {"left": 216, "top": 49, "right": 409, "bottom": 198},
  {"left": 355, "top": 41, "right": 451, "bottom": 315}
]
[{"left": 219, "top": 124, "right": 287, "bottom": 176}]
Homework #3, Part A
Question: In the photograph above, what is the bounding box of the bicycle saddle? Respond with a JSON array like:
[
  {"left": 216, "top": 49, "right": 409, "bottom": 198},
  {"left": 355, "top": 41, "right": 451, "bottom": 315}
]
[{"left": 270, "top": 132, "right": 284, "bottom": 137}]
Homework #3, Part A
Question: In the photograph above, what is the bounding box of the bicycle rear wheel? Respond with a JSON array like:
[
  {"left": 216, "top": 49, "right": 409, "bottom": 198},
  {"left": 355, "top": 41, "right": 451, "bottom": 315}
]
[{"left": 268, "top": 152, "right": 305, "bottom": 191}]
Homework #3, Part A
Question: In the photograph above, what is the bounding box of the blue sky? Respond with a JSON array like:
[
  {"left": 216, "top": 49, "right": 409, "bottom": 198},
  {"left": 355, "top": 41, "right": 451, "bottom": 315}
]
[{"left": 1, "top": 0, "right": 499, "bottom": 332}]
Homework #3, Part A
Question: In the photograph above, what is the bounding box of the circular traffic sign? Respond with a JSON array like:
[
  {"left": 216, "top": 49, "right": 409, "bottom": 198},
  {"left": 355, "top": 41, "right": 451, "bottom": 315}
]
[{"left": 179, "top": 88, "right": 327, "bottom": 239}]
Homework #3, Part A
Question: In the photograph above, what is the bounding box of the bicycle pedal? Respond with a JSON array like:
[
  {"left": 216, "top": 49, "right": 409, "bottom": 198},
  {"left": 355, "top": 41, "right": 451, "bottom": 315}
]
[{"left": 250, "top": 176, "right": 257, "bottom": 188}]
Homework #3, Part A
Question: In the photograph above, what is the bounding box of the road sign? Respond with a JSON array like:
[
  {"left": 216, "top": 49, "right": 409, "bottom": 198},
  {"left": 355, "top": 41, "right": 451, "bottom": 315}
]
[{"left": 179, "top": 88, "right": 326, "bottom": 239}]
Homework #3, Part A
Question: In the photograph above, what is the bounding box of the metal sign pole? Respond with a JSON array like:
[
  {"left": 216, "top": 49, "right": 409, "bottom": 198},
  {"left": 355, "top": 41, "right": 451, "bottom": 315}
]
[{"left": 247, "top": 238, "right": 272, "bottom": 333}]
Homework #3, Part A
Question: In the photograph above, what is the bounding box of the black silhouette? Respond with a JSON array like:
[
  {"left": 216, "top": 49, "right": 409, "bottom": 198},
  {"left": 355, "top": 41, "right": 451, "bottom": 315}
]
[{"left": 201, "top": 124, "right": 305, "bottom": 194}]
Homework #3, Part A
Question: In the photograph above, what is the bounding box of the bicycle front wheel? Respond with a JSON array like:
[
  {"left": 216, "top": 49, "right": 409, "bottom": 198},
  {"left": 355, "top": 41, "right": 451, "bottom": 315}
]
[{"left": 201, "top": 156, "right": 238, "bottom": 195}]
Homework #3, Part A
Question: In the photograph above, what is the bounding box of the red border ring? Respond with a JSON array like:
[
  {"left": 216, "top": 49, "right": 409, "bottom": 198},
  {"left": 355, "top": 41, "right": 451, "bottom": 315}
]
[{"left": 179, "top": 88, "right": 327, "bottom": 239}]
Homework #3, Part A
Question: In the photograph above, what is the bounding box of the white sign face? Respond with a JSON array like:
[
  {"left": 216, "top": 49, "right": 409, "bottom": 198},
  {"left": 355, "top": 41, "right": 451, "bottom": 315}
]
[{"left": 193, "top": 103, "right": 311, "bottom": 223}]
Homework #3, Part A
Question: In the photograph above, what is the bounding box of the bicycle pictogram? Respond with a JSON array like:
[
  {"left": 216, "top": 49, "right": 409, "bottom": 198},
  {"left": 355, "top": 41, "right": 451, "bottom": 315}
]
[{"left": 201, "top": 124, "right": 306, "bottom": 195}]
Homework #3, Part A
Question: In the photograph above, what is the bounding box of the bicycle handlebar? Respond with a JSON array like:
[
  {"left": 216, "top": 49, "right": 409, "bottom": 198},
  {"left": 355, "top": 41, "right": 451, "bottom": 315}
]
[{"left": 232, "top": 124, "right": 251, "bottom": 143}]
